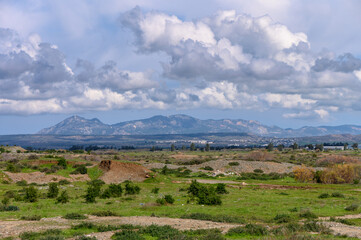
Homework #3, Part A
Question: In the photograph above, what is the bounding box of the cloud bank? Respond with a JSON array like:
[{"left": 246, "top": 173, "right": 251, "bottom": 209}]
[{"left": 1, "top": 7, "right": 361, "bottom": 120}]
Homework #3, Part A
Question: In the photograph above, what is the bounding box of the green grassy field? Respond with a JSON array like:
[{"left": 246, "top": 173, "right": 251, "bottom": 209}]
[{"left": 0, "top": 149, "right": 360, "bottom": 239}]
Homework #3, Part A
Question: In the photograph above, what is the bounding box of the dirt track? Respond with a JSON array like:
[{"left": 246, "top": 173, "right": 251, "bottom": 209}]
[{"left": 0, "top": 216, "right": 241, "bottom": 239}]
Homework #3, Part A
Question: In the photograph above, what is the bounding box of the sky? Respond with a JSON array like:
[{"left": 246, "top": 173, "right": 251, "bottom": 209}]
[{"left": 1, "top": 0, "right": 361, "bottom": 134}]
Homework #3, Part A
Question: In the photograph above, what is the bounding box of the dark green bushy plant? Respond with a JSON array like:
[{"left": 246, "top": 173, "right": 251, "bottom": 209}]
[
  {"left": 57, "top": 158, "right": 67, "bottom": 169},
  {"left": 24, "top": 186, "right": 38, "bottom": 202},
  {"left": 215, "top": 183, "right": 228, "bottom": 194},
  {"left": 125, "top": 181, "right": 141, "bottom": 195},
  {"left": 101, "top": 183, "right": 122, "bottom": 198},
  {"left": 56, "top": 190, "right": 69, "bottom": 204},
  {"left": 47, "top": 183, "right": 59, "bottom": 198}
]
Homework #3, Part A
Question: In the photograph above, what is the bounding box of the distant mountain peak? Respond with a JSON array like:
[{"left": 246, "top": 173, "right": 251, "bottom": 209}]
[{"left": 37, "top": 114, "right": 361, "bottom": 137}]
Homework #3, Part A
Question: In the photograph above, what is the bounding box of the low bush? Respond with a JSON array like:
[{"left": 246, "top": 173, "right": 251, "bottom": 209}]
[
  {"left": 215, "top": 183, "right": 228, "bottom": 194},
  {"left": 139, "top": 224, "right": 182, "bottom": 239},
  {"left": 76, "top": 236, "right": 97, "bottom": 240},
  {"left": 151, "top": 187, "right": 160, "bottom": 194},
  {"left": 112, "top": 230, "right": 145, "bottom": 240},
  {"left": 124, "top": 181, "right": 141, "bottom": 195},
  {"left": 58, "top": 180, "right": 70, "bottom": 185},
  {"left": 16, "top": 180, "right": 28, "bottom": 186},
  {"left": 228, "top": 162, "right": 239, "bottom": 166},
  {"left": 164, "top": 195, "right": 175, "bottom": 204},
  {"left": 91, "top": 210, "right": 118, "bottom": 217},
  {"left": 56, "top": 190, "right": 69, "bottom": 204},
  {"left": 303, "top": 221, "right": 330, "bottom": 234},
  {"left": 21, "top": 215, "right": 42, "bottom": 221},
  {"left": 101, "top": 183, "right": 123, "bottom": 198},
  {"left": 63, "top": 213, "right": 87, "bottom": 220},
  {"left": 345, "top": 204, "right": 359, "bottom": 211},
  {"left": 331, "top": 192, "right": 345, "bottom": 198},
  {"left": 71, "top": 164, "right": 87, "bottom": 174},
  {"left": 253, "top": 169, "right": 264, "bottom": 173},
  {"left": 318, "top": 193, "right": 330, "bottom": 199},
  {"left": 274, "top": 214, "right": 292, "bottom": 223},
  {"left": 181, "top": 213, "right": 245, "bottom": 224},
  {"left": 321, "top": 164, "right": 358, "bottom": 184},
  {"left": 57, "top": 158, "right": 67, "bottom": 169},
  {"left": 237, "top": 172, "right": 286, "bottom": 180},
  {"left": 203, "top": 166, "right": 214, "bottom": 171},
  {"left": 227, "top": 224, "right": 268, "bottom": 236},
  {"left": 299, "top": 210, "right": 317, "bottom": 219},
  {"left": 0, "top": 205, "right": 19, "bottom": 211},
  {"left": 293, "top": 165, "right": 315, "bottom": 183}
]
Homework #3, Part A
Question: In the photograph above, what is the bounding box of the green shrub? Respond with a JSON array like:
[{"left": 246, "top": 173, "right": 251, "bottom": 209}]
[
  {"left": 63, "top": 213, "right": 87, "bottom": 220},
  {"left": 181, "top": 213, "right": 245, "bottom": 223},
  {"left": 203, "top": 166, "right": 214, "bottom": 171},
  {"left": 318, "top": 193, "right": 329, "bottom": 199},
  {"left": 188, "top": 180, "right": 222, "bottom": 205},
  {"left": 331, "top": 192, "right": 345, "bottom": 198},
  {"left": 345, "top": 204, "right": 359, "bottom": 211},
  {"left": 303, "top": 221, "right": 330, "bottom": 234},
  {"left": 151, "top": 187, "right": 160, "bottom": 194},
  {"left": 21, "top": 215, "right": 42, "bottom": 221},
  {"left": 274, "top": 214, "right": 292, "bottom": 223},
  {"left": 71, "top": 165, "right": 87, "bottom": 174},
  {"left": 299, "top": 210, "right": 317, "bottom": 219},
  {"left": 16, "top": 180, "right": 28, "bottom": 186},
  {"left": 125, "top": 181, "right": 141, "bottom": 195},
  {"left": 156, "top": 198, "right": 166, "bottom": 205},
  {"left": 253, "top": 169, "right": 264, "bottom": 173},
  {"left": 91, "top": 210, "right": 118, "bottom": 216},
  {"left": 24, "top": 186, "right": 38, "bottom": 202},
  {"left": 58, "top": 180, "right": 70, "bottom": 185},
  {"left": 112, "top": 230, "right": 145, "bottom": 240},
  {"left": 164, "top": 195, "right": 175, "bottom": 204},
  {"left": 237, "top": 172, "right": 286, "bottom": 180},
  {"left": 228, "top": 162, "right": 239, "bottom": 166},
  {"left": 101, "top": 184, "right": 122, "bottom": 198},
  {"left": 76, "top": 236, "right": 97, "bottom": 240},
  {"left": 215, "top": 183, "right": 228, "bottom": 194},
  {"left": 57, "top": 158, "right": 67, "bottom": 169},
  {"left": 227, "top": 224, "right": 268, "bottom": 236},
  {"left": 47, "top": 183, "right": 59, "bottom": 198},
  {"left": 139, "top": 224, "right": 181, "bottom": 239},
  {"left": 56, "top": 190, "right": 69, "bottom": 204},
  {"left": 0, "top": 205, "right": 19, "bottom": 211}
]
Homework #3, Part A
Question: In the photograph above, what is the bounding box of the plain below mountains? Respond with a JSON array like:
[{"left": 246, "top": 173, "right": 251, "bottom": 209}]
[{"left": 37, "top": 115, "right": 361, "bottom": 138}]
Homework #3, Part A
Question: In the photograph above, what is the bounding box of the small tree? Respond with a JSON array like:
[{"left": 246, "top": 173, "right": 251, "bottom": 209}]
[
  {"left": 190, "top": 143, "right": 196, "bottom": 151},
  {"left": 57, "top": 190, "right": 69, "bottom": 204},
  {"left": 24, "top": 186, "right": 38, "bottom": 202},
  {"left": 352, "top": 143, "right": 358, "bottom": 150},
  {"left": 205, "top": 143, "right": 210, "bottom": 152},
  {"left": 170, "top": 144, "right": 175, "bottom": 152},
  {"left": 277, "top": 144, "right": 284, "bottom": 151},
  {"left": 57, "top": 158, "right": 67, "bottom": 169},
  {"left": 47, "top": 182, "right": 59, "bottom": 198},
  {"left": 315, "top": 144, "right": 324, "bottom": 151},
  {"left": 85, "top": 186, "right": 99, "bottom": 203},
  {"left": 292, "top": 143, "right": 298, "bottom": 150},
  {"left": 267, "top": 143, "right": 274, "bottom": 151}
]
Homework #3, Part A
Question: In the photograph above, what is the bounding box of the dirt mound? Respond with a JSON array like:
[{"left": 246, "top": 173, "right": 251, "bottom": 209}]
[
  {"left": 99, "top": 160, "right": 152, "bottom": 183},
  {"left": 4, "top": 172, "right": 90, "bottom": 184}
]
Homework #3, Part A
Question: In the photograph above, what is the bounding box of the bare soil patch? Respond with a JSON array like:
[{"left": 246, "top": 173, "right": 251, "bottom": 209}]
[
  {"left": 99, "top": 161, "right": 152, "bottom": 183},
  {"left": 4, "top": 171, "right": 90, "bottom": 184},
  {"left": 323, "top": 221, "right": 361, "bottom": 238}
]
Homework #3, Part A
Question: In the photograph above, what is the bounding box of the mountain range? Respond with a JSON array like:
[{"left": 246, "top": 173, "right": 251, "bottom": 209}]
[{"left": 37, "top": 115, "right": 361, "bottom": 137}]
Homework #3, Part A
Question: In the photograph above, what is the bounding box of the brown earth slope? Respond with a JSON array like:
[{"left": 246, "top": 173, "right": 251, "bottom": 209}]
[{"left": 99, "top": 160, "right": 152, "bottom": 183}]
